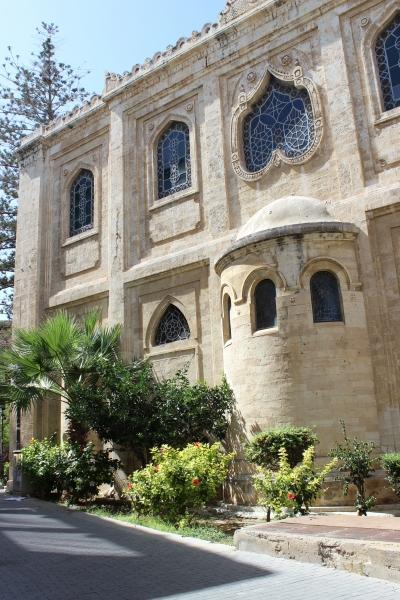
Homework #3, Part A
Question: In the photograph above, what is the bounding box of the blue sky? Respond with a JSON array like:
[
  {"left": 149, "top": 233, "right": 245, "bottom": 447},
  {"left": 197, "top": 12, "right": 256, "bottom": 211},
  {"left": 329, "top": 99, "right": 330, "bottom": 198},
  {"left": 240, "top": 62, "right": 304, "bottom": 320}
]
[{"left": 0, "top": 0, "right": 225, "bottom": 95}]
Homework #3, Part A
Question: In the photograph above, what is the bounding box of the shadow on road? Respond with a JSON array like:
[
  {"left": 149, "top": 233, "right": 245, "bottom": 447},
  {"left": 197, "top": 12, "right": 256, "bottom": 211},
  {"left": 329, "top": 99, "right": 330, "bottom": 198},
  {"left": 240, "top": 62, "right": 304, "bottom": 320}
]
[{"left": 0, "top": 495, "right": 273, "bottom": 600}]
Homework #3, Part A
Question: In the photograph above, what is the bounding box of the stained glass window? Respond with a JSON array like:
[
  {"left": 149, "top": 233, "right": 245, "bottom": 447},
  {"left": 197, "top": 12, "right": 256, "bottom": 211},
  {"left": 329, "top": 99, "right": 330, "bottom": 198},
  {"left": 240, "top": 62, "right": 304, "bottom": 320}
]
[
  {"left": 310, "top": 271, "right": 343, "bottom": 323},
  {"left": 155, "top": 305, "right": 191, "bottom": 345},
  {"left": 70, "top": 169, "right": 94, "bottom": 237},
  {"left": 157, "top": 121, "right": 191, "bottom": 199},
  {"left": 254, "top": 279, "right": 277, "bottom": 330},
  {"left": 376, "top": 13, "right": 400, "bottom": 112},
  {"left": 243, "top": 76, "right": 315, "bottom": 173}
]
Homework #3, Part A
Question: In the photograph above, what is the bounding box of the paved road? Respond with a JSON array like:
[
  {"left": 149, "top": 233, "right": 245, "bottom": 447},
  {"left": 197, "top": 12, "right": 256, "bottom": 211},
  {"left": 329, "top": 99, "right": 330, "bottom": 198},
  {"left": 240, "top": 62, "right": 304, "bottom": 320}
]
[{"left": 0, "top": 494, "right": 399, "bottom": 600}]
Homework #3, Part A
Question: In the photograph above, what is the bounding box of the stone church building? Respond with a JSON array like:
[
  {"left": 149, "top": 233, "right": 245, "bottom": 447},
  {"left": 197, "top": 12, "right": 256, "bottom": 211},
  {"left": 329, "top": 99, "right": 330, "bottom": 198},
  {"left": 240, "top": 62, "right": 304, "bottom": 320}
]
[{"left": 11, "top": 0, "right": 400, "bottom": 500}]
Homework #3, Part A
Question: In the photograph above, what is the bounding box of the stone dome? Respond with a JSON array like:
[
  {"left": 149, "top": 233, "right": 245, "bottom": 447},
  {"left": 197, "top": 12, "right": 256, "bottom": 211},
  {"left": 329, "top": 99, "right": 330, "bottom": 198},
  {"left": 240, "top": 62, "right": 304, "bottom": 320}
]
[{"left": 236, "top": 195, "right": 338, "bottom": 241}]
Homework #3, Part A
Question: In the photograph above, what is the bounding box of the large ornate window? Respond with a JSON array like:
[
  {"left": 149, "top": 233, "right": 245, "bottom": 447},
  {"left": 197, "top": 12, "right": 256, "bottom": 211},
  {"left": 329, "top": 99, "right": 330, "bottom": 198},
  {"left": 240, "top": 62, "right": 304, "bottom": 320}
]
[
  {"left": 154, "top": 304, "right": 191, "bottom": 345},
  {"left": 375, "top": 13, "right": 400, "bottom": 112},
  {"left": 254, "top": 279, "right": 277, "bottom": 330},
  {"left": 310, "top": 271, "right": 343, "bottom": 323},
  {"left": 157, "top": 121, "right": 191, "bottom": 199},
  {"left": 231, "top": 65, "right": 323, "bottom": 181},
  {"left": 243, "top": 77, "right": 315, "bottom": 173},
  {"left": 69, "top": 169, "right": 94, "bottom": 237}
]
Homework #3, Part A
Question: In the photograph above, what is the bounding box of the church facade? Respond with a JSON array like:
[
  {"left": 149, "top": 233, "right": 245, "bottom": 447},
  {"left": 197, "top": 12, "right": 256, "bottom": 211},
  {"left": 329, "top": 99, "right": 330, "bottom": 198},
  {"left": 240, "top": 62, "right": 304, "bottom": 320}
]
[{"left": 12, "top": 0, "right": 400, "bottom": 500}]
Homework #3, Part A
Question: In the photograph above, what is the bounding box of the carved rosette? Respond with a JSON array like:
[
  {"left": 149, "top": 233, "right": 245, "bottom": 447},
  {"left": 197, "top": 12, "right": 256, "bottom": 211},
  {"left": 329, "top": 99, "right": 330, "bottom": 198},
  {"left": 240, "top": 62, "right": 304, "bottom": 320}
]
[{"left": 230, "top": 63, "right": 324, "bottom": 182}]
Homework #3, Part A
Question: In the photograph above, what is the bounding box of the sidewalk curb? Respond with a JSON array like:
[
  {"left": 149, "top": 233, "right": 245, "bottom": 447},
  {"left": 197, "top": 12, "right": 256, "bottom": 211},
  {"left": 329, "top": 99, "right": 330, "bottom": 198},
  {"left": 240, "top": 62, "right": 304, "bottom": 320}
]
[{"left": 234, "top": 523, "right": 400, "bottom": 583}]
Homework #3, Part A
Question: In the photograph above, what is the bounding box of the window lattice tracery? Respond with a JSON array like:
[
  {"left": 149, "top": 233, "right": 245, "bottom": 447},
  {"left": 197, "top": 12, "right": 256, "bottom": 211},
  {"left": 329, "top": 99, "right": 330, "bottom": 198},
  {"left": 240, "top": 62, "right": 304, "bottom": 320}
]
[
  {"left": 254, "top": 279, "right": 277, "bottom": 330},
  {"left": 243, "top": 77, "right": 315, "bottom": 173},
  {"left": 69, "top": 169, "right": 94, "bottom": 237},
  {"left": 155, "top": 305, "right": 191, "bottom": 345},
  {"left": 157, "top": 121, "right": 191, "bottom": 199},
  {"left": 376, "top": 13, "right": 400, "bottom": 112},
  {"left": 310, "top": 271, "right": 343, "bottom": 323}
]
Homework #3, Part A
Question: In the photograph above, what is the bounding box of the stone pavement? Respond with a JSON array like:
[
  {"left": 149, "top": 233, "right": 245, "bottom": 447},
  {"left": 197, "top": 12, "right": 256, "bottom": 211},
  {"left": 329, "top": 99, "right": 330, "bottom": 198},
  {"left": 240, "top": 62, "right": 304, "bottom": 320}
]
[{"left": 0, "top": 494, "right": 400, "bottom": 600}]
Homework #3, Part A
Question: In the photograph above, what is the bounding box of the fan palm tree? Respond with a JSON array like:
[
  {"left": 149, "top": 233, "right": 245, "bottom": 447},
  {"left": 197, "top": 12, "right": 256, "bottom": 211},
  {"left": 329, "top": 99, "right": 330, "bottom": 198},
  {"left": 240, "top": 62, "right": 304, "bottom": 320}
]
[{"left": 0, "top": 311, "right": 121, "bottom": 443}]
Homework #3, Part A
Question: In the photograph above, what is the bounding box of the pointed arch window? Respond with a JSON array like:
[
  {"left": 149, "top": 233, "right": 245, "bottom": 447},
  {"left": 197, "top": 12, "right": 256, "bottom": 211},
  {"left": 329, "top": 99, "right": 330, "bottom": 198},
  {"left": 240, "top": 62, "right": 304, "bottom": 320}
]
[
  {"left": 375, "top": 13, "right": 400, "bottom": 112},
  {"left": 69, "top": 169, "right": 94, "bottom": 236},
  {"left": 157, "top": 121, "right": 191, "bottom": 199},
  {"left": 243, "top": 76, "right": 315, "bottom": 173},
  {"left": 154, "top": 305, "right": 191, "bottom": 345},
  {"left": 310, "top": 271, "right": 343, "bottom": 323},
  {"left": 254, "top": 279, "right": 277, "bottom": 330}
]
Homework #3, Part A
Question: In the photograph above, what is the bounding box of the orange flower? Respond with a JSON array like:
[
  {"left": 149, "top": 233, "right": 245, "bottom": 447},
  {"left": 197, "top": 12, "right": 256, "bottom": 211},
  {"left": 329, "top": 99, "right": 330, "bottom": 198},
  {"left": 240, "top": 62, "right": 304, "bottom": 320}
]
[
  {"left": 192, "top": 477, "right": 201, "bottom": 487},
  {"left": 287, "top": 492, "right": 296, "bottom": 501},
  {"left": 127, "top": 482, "right": 134, "bottom": 490},
  {"left": 194, "top": 442, "right": 202, "bottom": 448},
  {"left": 154, "top": 465, "right": 160, "bottom": 472}
]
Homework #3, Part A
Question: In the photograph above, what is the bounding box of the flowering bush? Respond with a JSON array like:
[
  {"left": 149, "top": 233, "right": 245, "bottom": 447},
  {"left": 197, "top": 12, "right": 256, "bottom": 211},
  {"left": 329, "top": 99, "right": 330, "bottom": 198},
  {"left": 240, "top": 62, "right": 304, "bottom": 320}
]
[
  {"left": 253, "top": 446, "right": 337, "bottom": 518},
  {"left": 125, "top": 442, "right": 234, "bottom": 523},
  {"left": 20, "top": 437, "right": 119, "bottom": 503},
  {"left": 245, "top": 426, "right": 318, "bottom": 469},
  {"left": 20, "top": 437, "right": 65, "bottom": 499}
]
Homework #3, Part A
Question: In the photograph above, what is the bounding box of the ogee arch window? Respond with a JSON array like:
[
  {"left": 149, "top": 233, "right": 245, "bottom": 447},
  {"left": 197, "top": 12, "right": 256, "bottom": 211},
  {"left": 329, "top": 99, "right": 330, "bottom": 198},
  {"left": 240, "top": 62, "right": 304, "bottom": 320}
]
[
  {"left": 254, "top": 279, "right": 277, "bottom": 330},
  {"left": 310, "top": 271, "right": 343, "bottom": 323},
  {"left": 243, "top": 76, "right": 315, "bottom": 173},
  {"left": 157, "top": 121, "right": 191, "bottom": 199},
  {"left": 375, "top": 13, "right": 400, "bottom": 112},
  {"left": 155, "top": 305, "right": 191, "bottom": 345},
  {"left": 69, "top": 169, "right": 94, "bottom": 237}
]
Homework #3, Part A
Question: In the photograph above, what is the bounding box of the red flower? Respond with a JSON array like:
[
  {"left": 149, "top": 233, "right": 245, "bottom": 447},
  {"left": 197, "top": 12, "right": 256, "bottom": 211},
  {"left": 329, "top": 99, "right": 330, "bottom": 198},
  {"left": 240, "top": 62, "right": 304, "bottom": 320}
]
[
  {"left": 127, "top": 483, "right": 134, "bottom": 490},
  {"left": 287, "top": 492, "right": 296, "bottom": 501},
  {"left": 192, "top": 477, "right": 201, "bottom": 487}
]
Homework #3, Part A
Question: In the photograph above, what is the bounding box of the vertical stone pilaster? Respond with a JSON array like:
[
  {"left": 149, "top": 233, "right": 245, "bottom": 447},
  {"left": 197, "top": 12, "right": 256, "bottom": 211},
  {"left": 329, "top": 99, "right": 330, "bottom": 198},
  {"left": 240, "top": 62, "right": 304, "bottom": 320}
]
[
  {"left": 319, "top": 12, "right": 365, "bottom": 198},
  {"left": 107, "top": 103, "right": 125, "bottom": 332}
]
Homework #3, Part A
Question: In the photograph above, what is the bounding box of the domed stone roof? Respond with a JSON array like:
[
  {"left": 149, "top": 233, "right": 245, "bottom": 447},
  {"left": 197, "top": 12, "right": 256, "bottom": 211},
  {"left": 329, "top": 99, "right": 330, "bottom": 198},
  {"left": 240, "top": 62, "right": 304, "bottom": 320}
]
[{"left": 236, "top": 196, "right": 338, "bottom": 241}]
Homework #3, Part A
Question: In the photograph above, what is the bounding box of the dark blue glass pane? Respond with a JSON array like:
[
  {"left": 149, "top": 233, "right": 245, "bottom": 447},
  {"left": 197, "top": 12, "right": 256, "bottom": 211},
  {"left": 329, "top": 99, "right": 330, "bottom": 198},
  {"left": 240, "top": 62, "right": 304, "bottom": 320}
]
[
  {"left": 255, "top": 279, "right": 277, "bottom": 330},
  {"left": 157, "top": 122, "right": 191, "bottom": 199},
  {"left": 243, "top": 77, "right": 315, "bottom": 173},
  {"left": 69, "top": 169, "right": 94, "bottom": 237},
  {"left": 310, "top": 271, "right": 343, "bottom": 323},
  {"left": 376, "top": 14, "right": 400, "bottom": 111}
]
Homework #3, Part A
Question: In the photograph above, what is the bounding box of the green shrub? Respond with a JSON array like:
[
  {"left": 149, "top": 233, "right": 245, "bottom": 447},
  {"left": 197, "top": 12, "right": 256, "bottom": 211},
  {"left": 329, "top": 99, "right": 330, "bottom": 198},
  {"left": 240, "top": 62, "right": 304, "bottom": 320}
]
[
  {"left": 20, "top": 437, "right": 119, "bottom": 503},
  {"left": 253, "top": 446, "right": 337, "bottom": 518},
  {"left": 1, "top": 461, "right": 9, "bottom": 486},
  {"left": 245, "top": 426, "right": 318, "bottom": 469},
  {"left": 382, "top": 453, "right": 400, "bottom": 498},
  {"left": 20, "top": 437, "right": 65, "bottom": 499},
  {"left": 330, "top": 421, "right": 377, "bottom": 516},
  {"left": 126, "top": 442, "right": 234, "bottom": 523},
  {"left": 60, "top": 442, "right": 119, "bottom": 504}
]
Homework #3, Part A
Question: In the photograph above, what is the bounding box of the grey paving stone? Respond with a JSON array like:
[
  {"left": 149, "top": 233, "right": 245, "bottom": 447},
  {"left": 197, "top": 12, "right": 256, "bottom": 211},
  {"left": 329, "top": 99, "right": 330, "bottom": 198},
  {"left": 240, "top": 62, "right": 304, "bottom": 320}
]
[{"left": 0, "top": 494, "right": 399, "bottom": 600}]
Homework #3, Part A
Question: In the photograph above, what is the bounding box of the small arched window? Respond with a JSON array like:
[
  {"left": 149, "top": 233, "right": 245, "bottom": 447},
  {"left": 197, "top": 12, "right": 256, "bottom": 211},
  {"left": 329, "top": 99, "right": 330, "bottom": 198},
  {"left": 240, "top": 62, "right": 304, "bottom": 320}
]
[
  {"left": 223, "top": 294, "right": 232, "bottom": 343},
  {"left": 310, "top": 271, "right": 343, "bottom": 323},
  {"left": 254, "top": 279, "right": 277, "bottom": 330},
  {"left": 155, "top": 305, "right": 191, "bottom": 345},
  {"left": 157, "top": 121, "right": 191, "bottom": 199},
  {"left": 70, "top": 169, "right": 94, "bottom": 237},
  {"left": 375, "top": 13, "right": 400, "bottom": 112}
]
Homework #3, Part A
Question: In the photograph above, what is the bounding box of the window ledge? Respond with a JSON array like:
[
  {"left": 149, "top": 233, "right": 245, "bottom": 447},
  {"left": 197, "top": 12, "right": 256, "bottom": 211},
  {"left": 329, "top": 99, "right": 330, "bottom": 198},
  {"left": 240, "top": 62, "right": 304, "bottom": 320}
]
[
  {"left": 374, "top": 106, "right": 400, "bottom": 127},
  {"left": 62, "top": 228, "right": 98, "bottom": 248},
  {"left": 313, "top": 320, "right": 345, "bottom": 327},
  {"left": 224, "top": 339, "right": 233, "bottom": 349},
  {"left": 252, "top": 326, "right": 279, "bottom": 337},
  {"left": 147, "top": 339, "right": 197, "bottom": 356},
  {"left": 149, "top": 187, "right": 199, "bottom": 212}
]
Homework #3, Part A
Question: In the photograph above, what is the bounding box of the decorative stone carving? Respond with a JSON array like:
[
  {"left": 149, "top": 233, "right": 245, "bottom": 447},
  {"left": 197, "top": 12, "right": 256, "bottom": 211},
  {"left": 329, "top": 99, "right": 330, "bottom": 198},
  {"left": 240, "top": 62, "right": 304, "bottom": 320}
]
[
  {"left": 220, "top": 0, "right": 261, "bottom": 24},
  {"left": 230, "top": 63, "right": 324, "bottom": 181}
]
